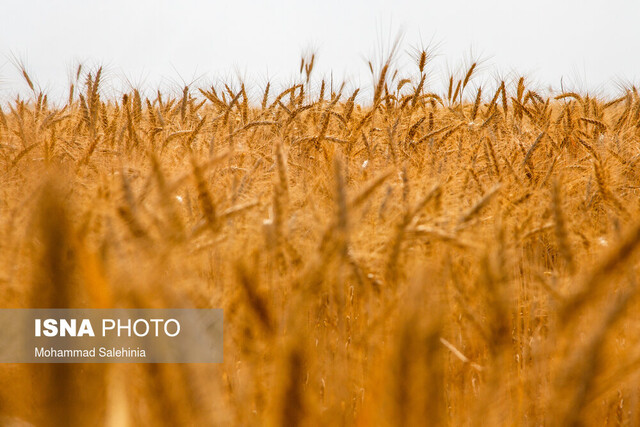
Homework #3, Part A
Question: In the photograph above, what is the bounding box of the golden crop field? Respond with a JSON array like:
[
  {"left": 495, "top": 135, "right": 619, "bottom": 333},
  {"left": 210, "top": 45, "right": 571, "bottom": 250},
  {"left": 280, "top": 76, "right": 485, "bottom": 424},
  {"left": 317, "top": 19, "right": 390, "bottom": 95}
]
[{"left": 1, "top": 53, "right": 640, "bottom": 426}]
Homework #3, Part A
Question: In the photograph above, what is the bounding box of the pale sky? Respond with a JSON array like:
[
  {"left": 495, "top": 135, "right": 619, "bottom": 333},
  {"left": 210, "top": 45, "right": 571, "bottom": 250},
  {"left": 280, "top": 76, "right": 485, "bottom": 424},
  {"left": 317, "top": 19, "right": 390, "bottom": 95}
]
[{"left": 1, "top": 0, "right": 639, "bottom": 101}]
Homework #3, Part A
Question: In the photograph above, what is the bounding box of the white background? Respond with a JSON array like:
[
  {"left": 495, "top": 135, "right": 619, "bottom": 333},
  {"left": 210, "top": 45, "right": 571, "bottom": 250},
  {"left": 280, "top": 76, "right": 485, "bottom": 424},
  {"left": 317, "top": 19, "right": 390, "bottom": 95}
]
[{"left": 1, "top": 0, "right": 639, "bottom": 101}]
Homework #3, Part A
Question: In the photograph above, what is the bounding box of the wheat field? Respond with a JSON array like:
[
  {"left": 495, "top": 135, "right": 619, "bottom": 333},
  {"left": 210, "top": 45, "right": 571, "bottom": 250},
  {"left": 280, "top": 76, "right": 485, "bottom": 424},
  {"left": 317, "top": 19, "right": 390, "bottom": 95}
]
[{"left": 1, "top": 54, "right": 640, "bottom": 426}]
